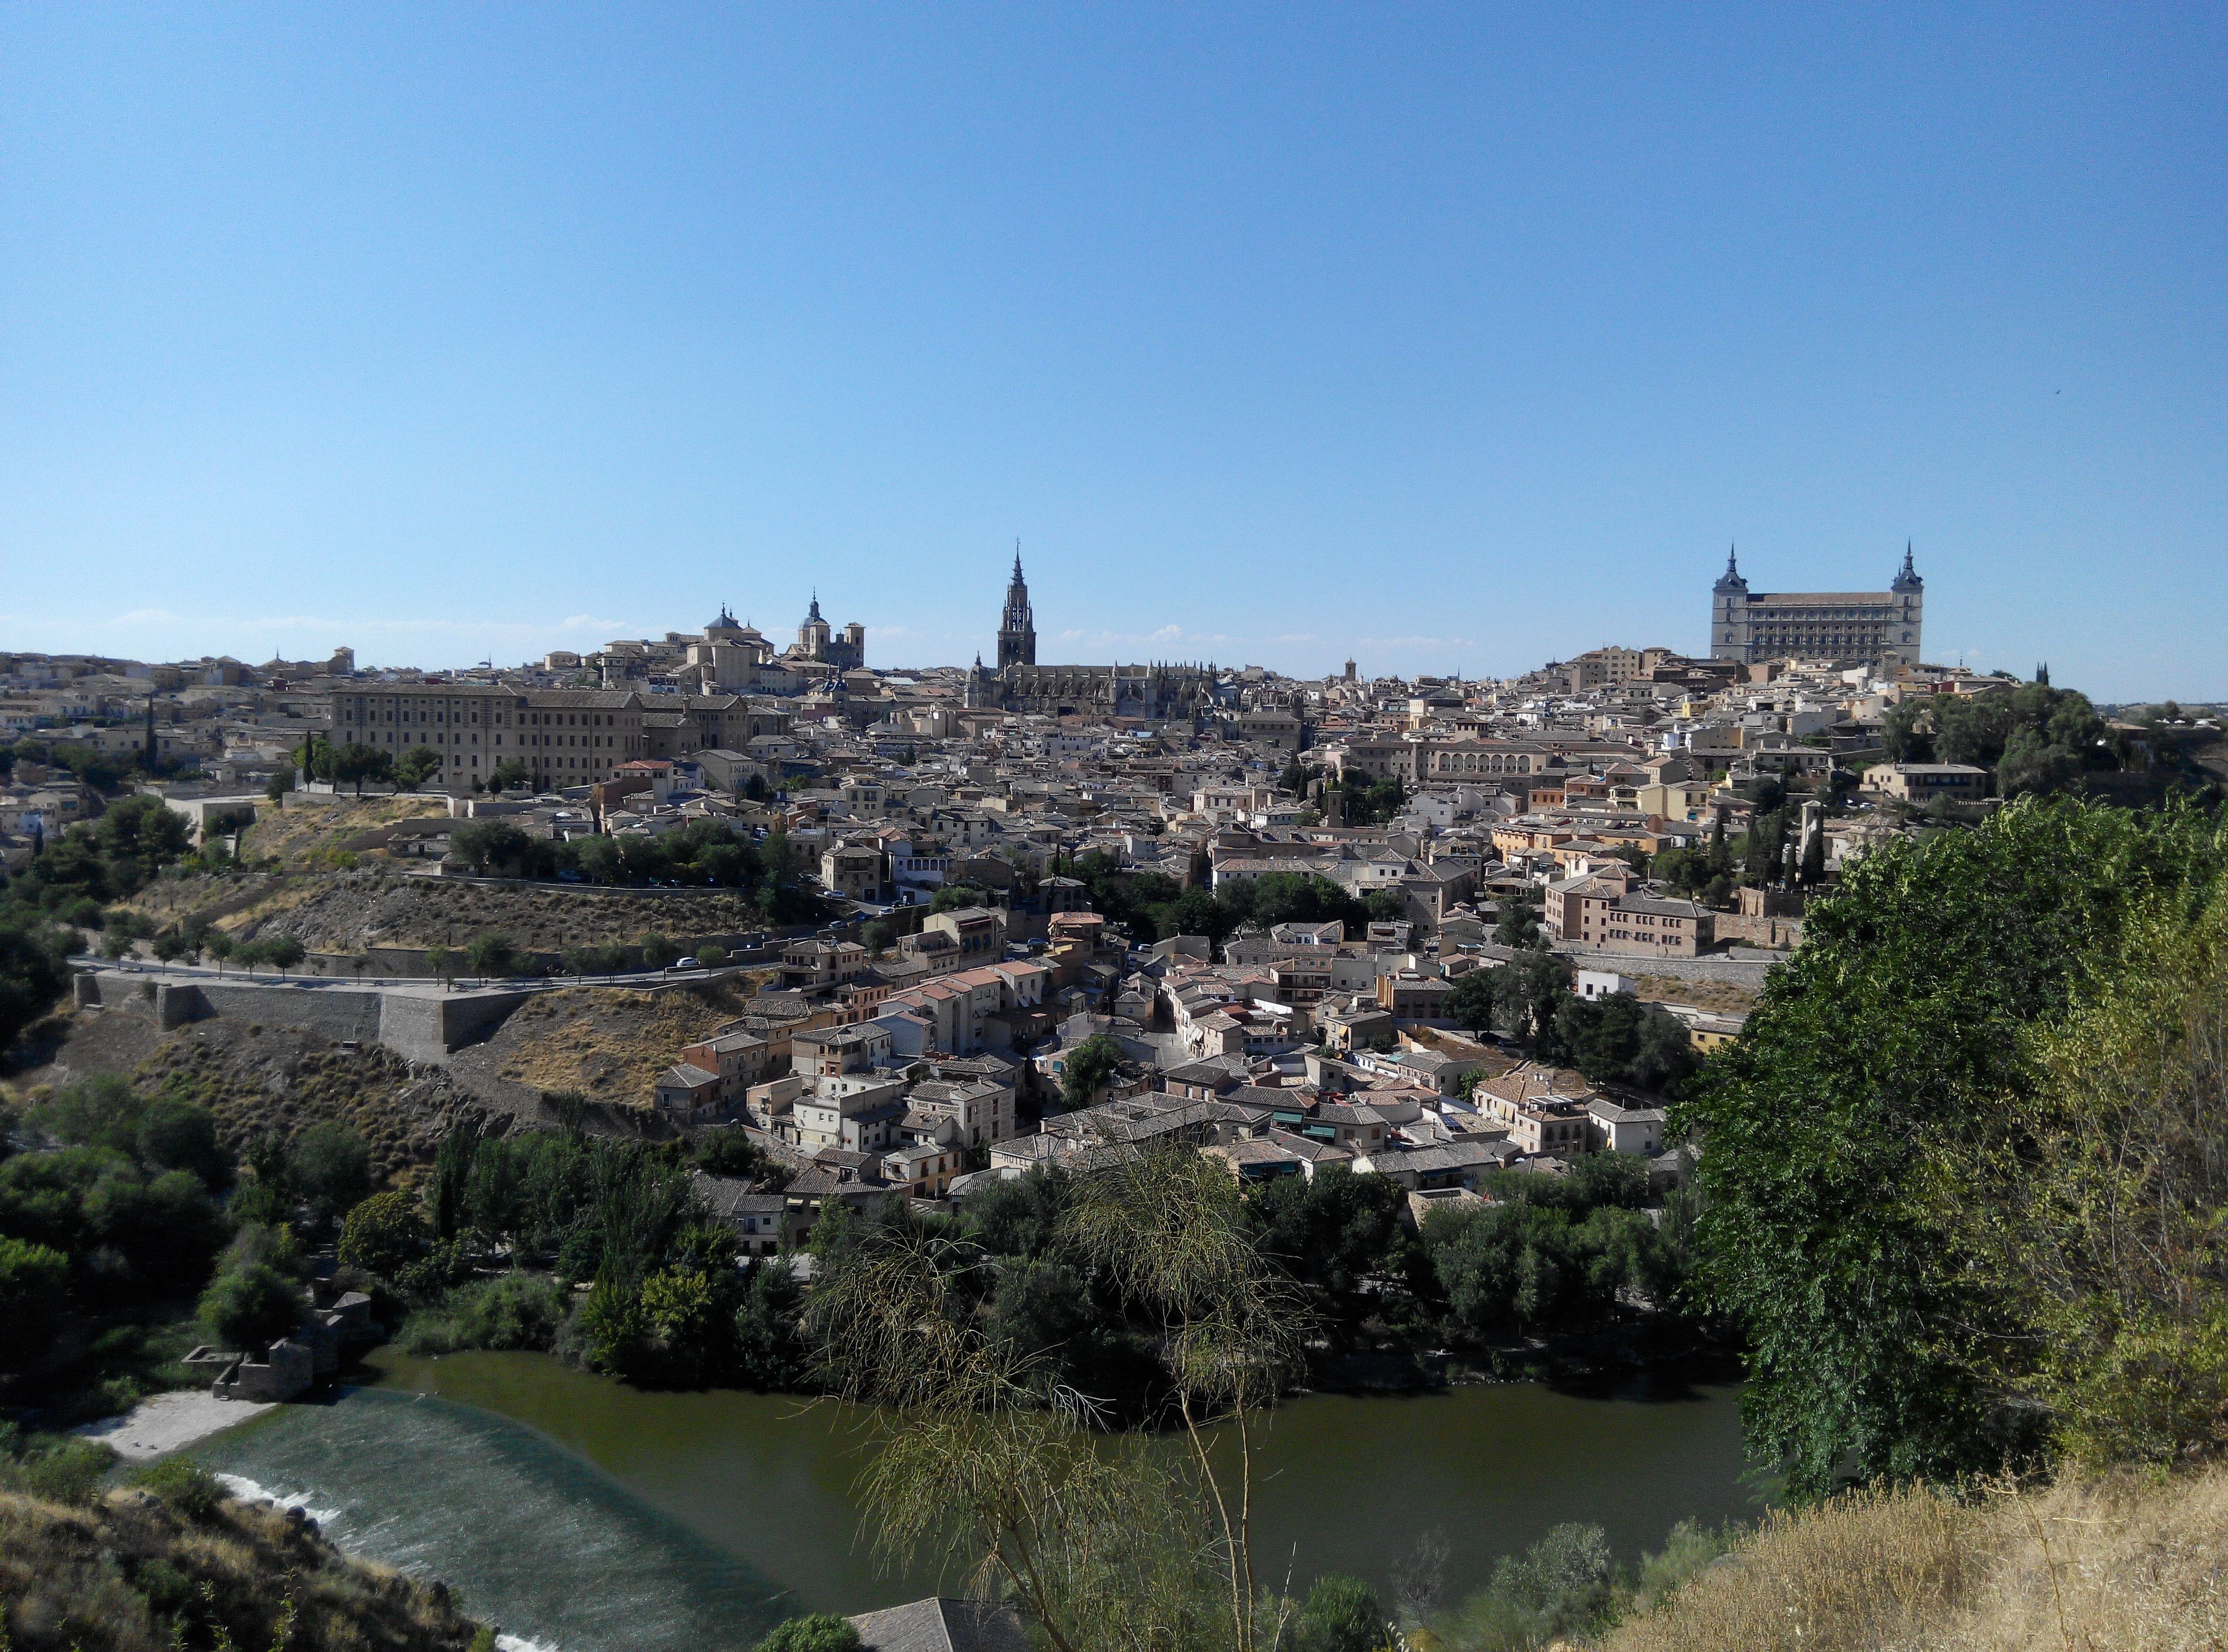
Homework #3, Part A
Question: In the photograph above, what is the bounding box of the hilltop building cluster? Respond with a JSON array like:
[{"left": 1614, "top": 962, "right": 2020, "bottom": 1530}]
[{"left": 16, "top": 546, "right": 2207, "bottom": 1250}]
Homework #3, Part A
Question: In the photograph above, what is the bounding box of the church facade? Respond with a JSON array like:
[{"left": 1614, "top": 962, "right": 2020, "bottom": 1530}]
[
  {"left": 967, "top": 552, "right": 1214, "bottom": 721},
  {"left": 1709, "top": 546, "right": 1925, "bottom": 668}
]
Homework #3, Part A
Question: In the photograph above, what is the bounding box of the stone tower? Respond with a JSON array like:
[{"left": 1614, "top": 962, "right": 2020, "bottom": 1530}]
[
  {"left": 1709, "top": 545, "right": 1752, "bottom": 661},
  {"left": 997, "top": 547, "right": 1036, "bottom": 670},
  {"left": 1887, "top": 542, "right": 1925, "bottom": 667},
  {"left": 798, "top": 592, "right": 833, "bottom": 659}
]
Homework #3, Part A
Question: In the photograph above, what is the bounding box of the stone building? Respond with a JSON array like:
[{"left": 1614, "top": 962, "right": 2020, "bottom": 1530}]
[
  {"left": 1709, "top": 545, "right": 1924, "bottom": 668},
  {"left": 790, "top": 594, "right": 866, "bottom": 671},
  {"left": 964, "top": 553, "right": 1213, "bottom": 720},
  {"left": 326, "top": 682, "right": 648, "bottom": 787}
]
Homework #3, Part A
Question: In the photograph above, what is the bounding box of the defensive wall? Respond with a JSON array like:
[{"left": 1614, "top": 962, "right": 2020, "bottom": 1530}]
[{"left": 74, "top": 970, "right": 534, "bottom": 1067}]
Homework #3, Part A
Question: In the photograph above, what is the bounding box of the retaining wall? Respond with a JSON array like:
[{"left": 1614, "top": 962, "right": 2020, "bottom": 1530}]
[{"left": 77, "top": 970, "right": 530, "bottom": 1066}]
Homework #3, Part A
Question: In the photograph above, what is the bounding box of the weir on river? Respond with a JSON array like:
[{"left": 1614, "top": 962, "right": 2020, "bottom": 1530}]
[{"left": 190, "top": 1349, "right": 1758, "bottom": 1652}]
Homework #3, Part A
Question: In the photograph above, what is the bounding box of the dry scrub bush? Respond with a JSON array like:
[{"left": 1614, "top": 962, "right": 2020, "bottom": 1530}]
[
  {"left": 1606, "top": 1480, "right": 1985, "bottom": 1652},
  {"left": 1951, "top": 1469, "right": 2228, "bottom": 1652},
  {"left": 1607, "top": 1465, "right": 2228, "bottom": 1652},
  {"left": 0, "top": 1485, "right": 486, "bottom": 1652}
]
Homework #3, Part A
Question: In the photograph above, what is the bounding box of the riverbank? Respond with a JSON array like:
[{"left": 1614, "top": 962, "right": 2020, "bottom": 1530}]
[
  {"left": 172, "top": 1346, "right": 1754, "bottom": 1651},
  {"left": 73, "top": 1390, "right": 275, "bottom": 1462}
]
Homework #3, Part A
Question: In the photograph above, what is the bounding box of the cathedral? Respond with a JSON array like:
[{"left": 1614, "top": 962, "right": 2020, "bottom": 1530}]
[
  {"left": 1709, "top": 545, "right": 1925, "bottom": 668},
  {"left": 967, "top": 550, "right": 1216, "bottom": 721}
]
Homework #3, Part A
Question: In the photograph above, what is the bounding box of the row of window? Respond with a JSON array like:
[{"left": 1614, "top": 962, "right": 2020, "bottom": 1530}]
[{"left": 340, "top": 701, "right": 637, "bottom": 731}]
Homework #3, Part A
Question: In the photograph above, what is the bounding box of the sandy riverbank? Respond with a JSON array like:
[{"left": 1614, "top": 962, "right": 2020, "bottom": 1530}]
[{"left": 75, "top": 1390, "right": 276, "bottom": 1461}]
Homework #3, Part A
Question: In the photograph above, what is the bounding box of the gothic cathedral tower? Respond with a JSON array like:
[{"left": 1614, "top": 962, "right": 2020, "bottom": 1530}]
[{"left": 997, "top": 546, "right": 1037, "bottom": 668}]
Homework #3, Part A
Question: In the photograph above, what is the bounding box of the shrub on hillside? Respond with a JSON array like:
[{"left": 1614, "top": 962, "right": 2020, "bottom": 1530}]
[
  {"left": 753, "top": 1615, "right": 861, "bottom": 1652},
  {"left": 198, "top": 1262, "right": 303, "bottom": 1352},
  {"left": 402, "top": 1274, "right": 573, "bottom": 1356},
  {"left": 129, "top": 1456, "right": 224, "bottom": 1520}
]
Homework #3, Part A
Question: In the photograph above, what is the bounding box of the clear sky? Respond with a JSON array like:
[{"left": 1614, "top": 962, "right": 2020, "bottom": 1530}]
[{"left": 3, "top": 5, "right": 2222, "bottom": 699}]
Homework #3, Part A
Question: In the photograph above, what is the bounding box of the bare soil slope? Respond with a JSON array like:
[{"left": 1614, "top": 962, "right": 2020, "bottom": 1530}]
[
  {"left": 135, "top": 868, "right": 773, "bottom": 956},
  {"left": 5, "top": 1008, "right": 499, "bottom": 1184},
  {"left": 451, "top": 978, "right": 764, "bottom": 1112}
]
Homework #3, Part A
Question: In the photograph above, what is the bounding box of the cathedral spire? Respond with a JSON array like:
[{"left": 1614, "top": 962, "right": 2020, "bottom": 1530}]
[{"left": 997, "top": 545, "right": 1036, "bottom": 669}]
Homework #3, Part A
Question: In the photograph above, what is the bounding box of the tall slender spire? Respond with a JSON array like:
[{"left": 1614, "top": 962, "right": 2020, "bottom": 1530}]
[{"left": 997, "top": 543, "right": 1036, "bottom": 669}]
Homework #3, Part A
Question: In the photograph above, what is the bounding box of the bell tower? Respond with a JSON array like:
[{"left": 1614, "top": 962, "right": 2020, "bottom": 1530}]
[{"left": 997, "top": 543, "right": 1037, "bottom": 669}]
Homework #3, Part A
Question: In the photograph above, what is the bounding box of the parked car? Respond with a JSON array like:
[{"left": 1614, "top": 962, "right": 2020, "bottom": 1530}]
[{"left": 674, "top": 955, "right": 699, "bottom": 970}]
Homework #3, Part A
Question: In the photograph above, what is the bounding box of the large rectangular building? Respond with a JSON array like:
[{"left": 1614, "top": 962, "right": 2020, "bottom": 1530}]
[
  {"left": 1708, "top": 547, "right": 1925, "bottom": 669},
  {"left": 327, "top": 682, "right": 648, "bottom": 787}
]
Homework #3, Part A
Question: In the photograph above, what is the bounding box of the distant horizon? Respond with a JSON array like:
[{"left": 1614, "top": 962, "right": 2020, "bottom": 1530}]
[{"left": 5, "top": 6, "right": 2222, "bottom": 697}]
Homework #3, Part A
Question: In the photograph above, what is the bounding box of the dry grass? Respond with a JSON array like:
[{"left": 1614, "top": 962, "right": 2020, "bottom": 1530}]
[
  {"left": 1607, "top": 1466, "right": 2228, "bottom": 1652},
  {"left": 0, "top": 1485, "right": 486, "bottom": 1652},
  {"left": 235, "top": 872, "right": 771, "bottom": 953},
  {"left": 238, "top": 796, "right": 450, "bottom": 869},
  {"left": 132, "top": 1025, "right": 494, "bottom": 1184},
  {"left": 480, "top": 978, "right": 763, "bottom": 1108},
  {"left": 1630, "top": 974, "right": 1761, "bottom": 1016}
]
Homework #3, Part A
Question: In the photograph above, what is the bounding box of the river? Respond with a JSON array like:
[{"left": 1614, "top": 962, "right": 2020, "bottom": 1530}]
[{"left": 189, "top": 1350, "right": 1759, "bottom": 1652}]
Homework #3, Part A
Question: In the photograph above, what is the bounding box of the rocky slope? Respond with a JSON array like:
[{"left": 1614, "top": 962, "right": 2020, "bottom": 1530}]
[{"left": 0, "top": 1483, "right": 490, "bottom": 1652}]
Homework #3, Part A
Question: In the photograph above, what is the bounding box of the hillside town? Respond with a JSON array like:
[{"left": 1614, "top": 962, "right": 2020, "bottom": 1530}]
[{"left": 12, "top": 551, "right": 2216, "bottom": 1266}]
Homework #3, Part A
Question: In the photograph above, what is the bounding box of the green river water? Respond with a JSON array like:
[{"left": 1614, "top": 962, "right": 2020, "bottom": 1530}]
[{"left": 188, "top": 1350, "right": 1758, "bottom": 1652}]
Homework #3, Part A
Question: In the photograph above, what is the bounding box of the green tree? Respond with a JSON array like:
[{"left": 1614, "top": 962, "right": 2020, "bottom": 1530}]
[
  {"left": 1442, "top": 968, "right": 1496, "bottom": 1035},
  {"left": 0, "top": 1237, "right": 69, "bottom": 1367},
  {"left": 135, "top": 1096, "right": 230, "bottom": 1188},
  {"left": 695, "top": 943, "right": 727, "bottom": 969},
  {"left": 464, "top": 932, "right": 520, "bottom": 979},
  {"left": 392, "top": 745, "right": 443, "bottom": 791},
  {"left": 265, "top": 765, "right": 295, "bottom": 807},
  {"left": 260, "top": 933, "right": 306, "bottom": 976},
  {"left": 199, "top": 1262, "right": 303, "bottom": 1351},
  {"left": 0, "top": 912, "right": 73, "bottom": 1051},
  {"left": 1494, "top": 897, "right": 1542, "bottom": 948},
  {"left": 1059, "top": 1033, "right": 1125, "bottom": 1109},
  {"left": 734, "top": 1258, "right": 808, "bottom": 1390},
  {"left": 288, "top": 1122, "right": 372, "bottom": 1221},
  {"left": 333, "top": 741, "right": 393, "bottom": 796},
  {"left": 1249, "top": 1166, "right": 1413, "bottom": 1320},
  {"left": 338, "top": 1189, "right": 428, "bottom": 1278},
  {"left": 1797, "top": 823, "right": 1826, "bottom": 887},
  {"left": 1983, "top": 891, "right": 2228, "bottom": 1466},
  {"left": 426, "top": 944, "right": 456, "bottom": 989},
  {"left": 639, "top": 931, "right": 680, "bottom": 971},
  {"left": 453, "top": 820, "right": 531, "bottom": 874},
  {"left": 1680, "top": 798, "right": 2228, "bottom": 1498}
]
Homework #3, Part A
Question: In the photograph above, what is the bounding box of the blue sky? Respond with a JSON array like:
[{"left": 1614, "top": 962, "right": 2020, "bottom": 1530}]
[{"left": 3, "top": 5, "right": 2222, "bottom": 699}]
